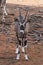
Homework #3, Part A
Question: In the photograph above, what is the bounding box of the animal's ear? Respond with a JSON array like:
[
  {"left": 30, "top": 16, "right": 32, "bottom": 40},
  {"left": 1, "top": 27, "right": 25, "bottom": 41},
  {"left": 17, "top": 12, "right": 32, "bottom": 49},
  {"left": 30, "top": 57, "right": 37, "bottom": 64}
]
[
  {"left": 14, "top": 18, "right": 18, "bottom": 22},
  {"left": 27, "top": 19, "right": 31, "bottom": 23}
]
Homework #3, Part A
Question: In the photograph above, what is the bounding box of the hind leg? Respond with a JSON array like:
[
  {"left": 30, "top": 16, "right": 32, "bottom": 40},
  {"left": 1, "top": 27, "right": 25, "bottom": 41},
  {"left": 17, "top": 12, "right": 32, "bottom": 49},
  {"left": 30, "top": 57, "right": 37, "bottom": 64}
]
[
  {"left": 22, "top": 46, "right": 25, "bottom": 53},
  {"left": 24, "top": 52, "right": 28, "bottom": 61},
  {"left": 24, "top": 38, "right": 28, "bottom": 48},
  {"left": 22, "top": 46, "right": 28, "bottom": 61},
  {"left": 15, "top": 44, "right": 19, "bottom": 54},
  {"left": 22, "top": 38, "right": 27, "bottom": 53}
]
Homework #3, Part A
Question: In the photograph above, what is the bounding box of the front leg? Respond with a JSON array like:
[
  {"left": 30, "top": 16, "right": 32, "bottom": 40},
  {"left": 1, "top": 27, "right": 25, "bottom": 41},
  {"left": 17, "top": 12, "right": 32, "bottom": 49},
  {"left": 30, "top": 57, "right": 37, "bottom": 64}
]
[
  {"left": 16, "top": 51, "right": 20, "bottom": 60},
  {"left": 15, "top": 38, "right": 21, "bottom": 54},
  {"left": 23, "top": 38, "right": 29, "bottom": 60},
  {"left": 24, "top": 52, "right": 29, "bottom": 61},
  {"left": 16, "top": 38, "right": 21, "bottom": 60}
]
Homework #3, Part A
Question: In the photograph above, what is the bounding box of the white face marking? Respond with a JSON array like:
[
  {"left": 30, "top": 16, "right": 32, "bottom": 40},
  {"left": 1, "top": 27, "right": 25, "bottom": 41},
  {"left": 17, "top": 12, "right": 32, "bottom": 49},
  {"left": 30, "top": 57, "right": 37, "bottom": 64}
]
[{"left": 20, "top": 30, "right": 24, "bottom": 33}]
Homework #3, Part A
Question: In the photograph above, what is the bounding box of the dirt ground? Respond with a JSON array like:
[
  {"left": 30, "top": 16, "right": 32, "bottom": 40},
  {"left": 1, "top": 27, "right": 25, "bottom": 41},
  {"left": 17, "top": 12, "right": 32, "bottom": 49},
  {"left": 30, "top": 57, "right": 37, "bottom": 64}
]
[{"left": 0, "top": 3, "right": 43, "bottom": 65}]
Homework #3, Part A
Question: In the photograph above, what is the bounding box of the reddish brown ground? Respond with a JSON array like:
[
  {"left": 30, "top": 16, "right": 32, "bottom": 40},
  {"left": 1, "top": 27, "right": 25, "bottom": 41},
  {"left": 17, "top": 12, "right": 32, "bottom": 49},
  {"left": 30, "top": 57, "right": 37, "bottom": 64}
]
[{"left": 0, "top": 3, "right": 43, "bottom": 65}]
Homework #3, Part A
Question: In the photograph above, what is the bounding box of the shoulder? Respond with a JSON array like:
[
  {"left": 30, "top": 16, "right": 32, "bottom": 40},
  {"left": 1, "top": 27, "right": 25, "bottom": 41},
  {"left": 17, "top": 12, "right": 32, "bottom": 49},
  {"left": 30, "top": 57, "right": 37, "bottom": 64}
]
[{"left": 27, "top": 19, "right": 31, "bottom": 23}]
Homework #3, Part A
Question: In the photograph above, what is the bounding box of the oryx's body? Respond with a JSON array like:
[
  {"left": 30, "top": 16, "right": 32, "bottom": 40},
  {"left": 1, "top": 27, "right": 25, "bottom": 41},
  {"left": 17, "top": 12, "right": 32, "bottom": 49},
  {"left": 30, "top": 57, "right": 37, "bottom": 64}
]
[
  {"left": 14, "top": 8, "right": 29, "bottom": 60},
  {"left": 0, "top": 0, "right": 7, "bottom": 22},
  {"left": 15, "top": 18, "right": 29, "bottom": 46}
]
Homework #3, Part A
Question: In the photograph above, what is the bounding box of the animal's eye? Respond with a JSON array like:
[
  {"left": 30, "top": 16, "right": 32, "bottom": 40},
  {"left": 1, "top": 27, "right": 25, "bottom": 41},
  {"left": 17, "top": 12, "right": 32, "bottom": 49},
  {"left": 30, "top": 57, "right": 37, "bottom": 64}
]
[{"left": 14, "top": 18, "right": 18, "bottom": 21}]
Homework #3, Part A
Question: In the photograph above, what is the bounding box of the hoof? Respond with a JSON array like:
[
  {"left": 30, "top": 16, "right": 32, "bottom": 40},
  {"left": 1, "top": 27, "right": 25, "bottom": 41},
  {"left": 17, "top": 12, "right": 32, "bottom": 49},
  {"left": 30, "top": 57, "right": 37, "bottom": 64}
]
[
  {"left": 24, "top": 55, "right": 28, "bottom": 61},
  {"left": 16, "top": 54, "right": 20, "bottom": 60}
]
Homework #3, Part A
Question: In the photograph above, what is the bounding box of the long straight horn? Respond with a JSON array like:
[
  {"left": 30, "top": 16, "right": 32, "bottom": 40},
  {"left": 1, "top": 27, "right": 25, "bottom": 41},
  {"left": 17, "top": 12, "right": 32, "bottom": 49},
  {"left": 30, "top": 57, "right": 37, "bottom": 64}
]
[
  {"left": 19, "top": 7, "right": 22, "bottom": 22},
  {"left": 23, "top": 10, "right": 28, "bottom": 26},
  {"left": 23, "top": 9, "right": 28, "bottom": 23}
]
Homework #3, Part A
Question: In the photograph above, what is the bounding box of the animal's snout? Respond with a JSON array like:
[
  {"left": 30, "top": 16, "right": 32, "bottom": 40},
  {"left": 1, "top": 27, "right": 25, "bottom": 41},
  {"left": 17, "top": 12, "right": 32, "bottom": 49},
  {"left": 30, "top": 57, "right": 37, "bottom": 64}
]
[
  {"left": 20, "top": 25, "right": 25, "bottom": 34},
  {"left": 19, "top": 24, "right": 25, "bottom": 37},
  {"left": 20, "top": 30, "right": 24, "bottom": 34},
  {"left": 20, "top": 30, "right": 24, "bottom": 38}
]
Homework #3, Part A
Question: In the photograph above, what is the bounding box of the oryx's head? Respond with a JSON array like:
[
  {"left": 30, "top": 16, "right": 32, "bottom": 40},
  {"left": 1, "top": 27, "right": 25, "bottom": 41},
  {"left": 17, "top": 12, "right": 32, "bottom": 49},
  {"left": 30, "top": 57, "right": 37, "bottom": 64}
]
[{"left": 14, "top": 7, "right": 29, "bottom": 35}]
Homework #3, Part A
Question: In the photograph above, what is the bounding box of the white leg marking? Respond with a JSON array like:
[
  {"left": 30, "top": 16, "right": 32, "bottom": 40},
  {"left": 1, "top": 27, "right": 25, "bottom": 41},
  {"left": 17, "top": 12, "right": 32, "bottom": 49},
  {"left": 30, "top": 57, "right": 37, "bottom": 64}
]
[
  {"left": 24, "top": 54, "right": 28, "bottom": 60},
  {"left": 16, "top": 54, "right": 20, "bottom": 60},
  {"left": 22, "top": 47, "right": 25, "bottom": 53},
  {"left": 25, "top": 45, "right": 28, "bottom": 48},
  {"left": 15, "top": 48, "right": 19, "bottom": 54}
]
